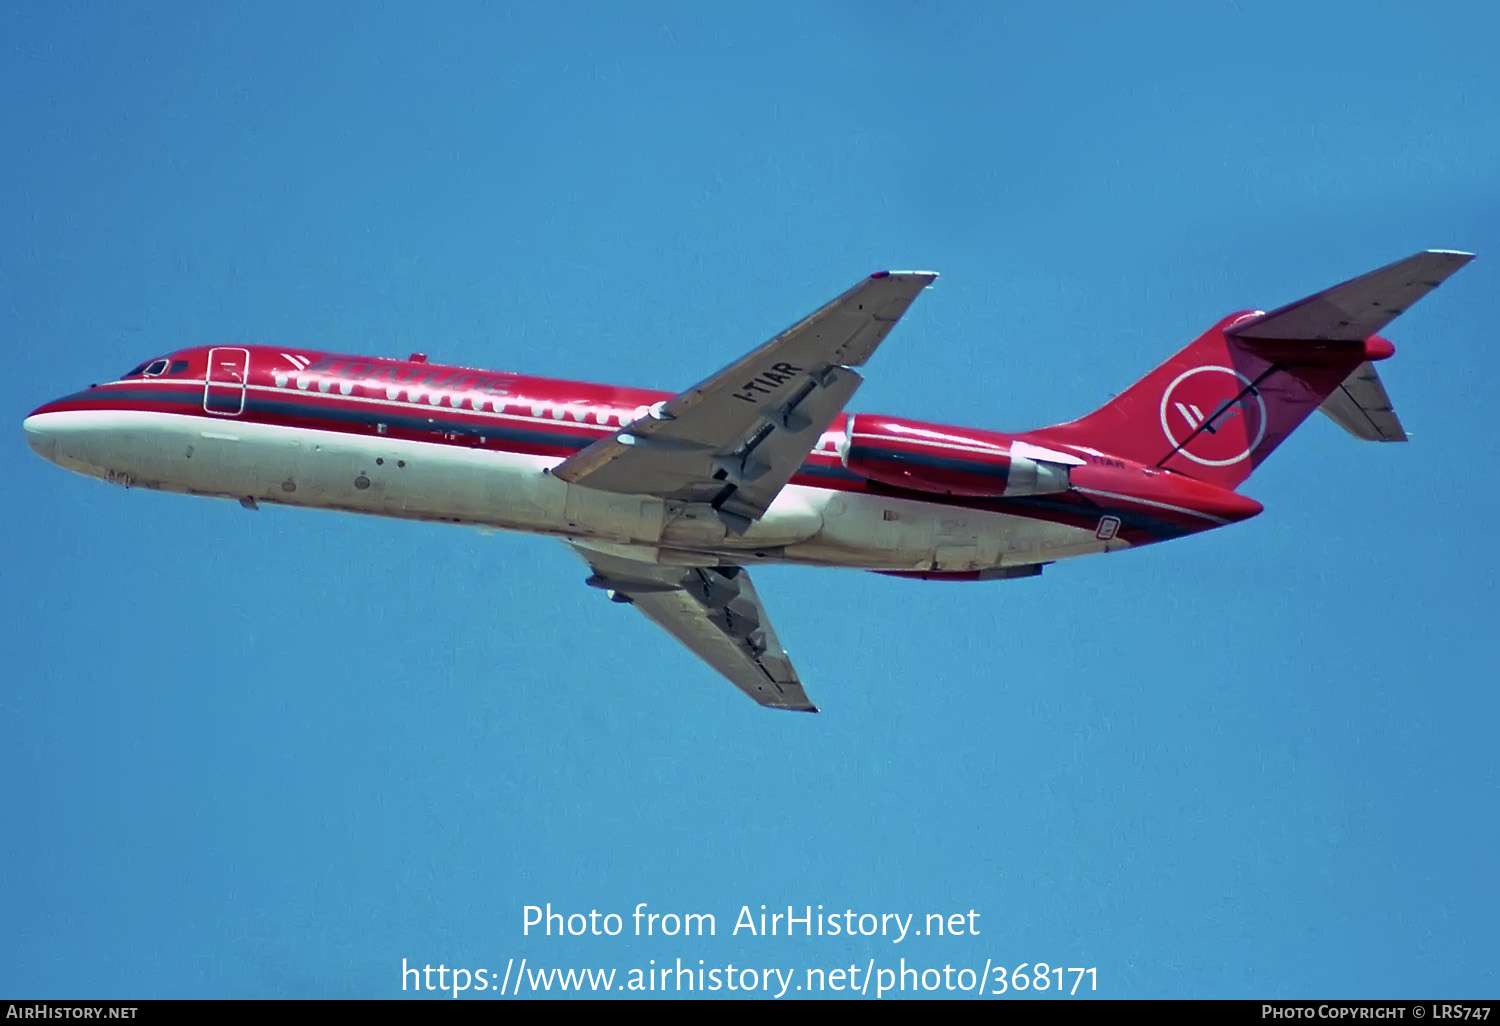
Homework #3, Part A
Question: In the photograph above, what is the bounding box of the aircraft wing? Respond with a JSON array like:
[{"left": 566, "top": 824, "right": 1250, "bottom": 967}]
[
  {"left": 1226, "top": 250, "right": 1473, "bottom": 342},
  {"left": 1319, "top": 361, "right": 1407, "bottom": 442},
  {"left": 552, "top": 271, "right": 937, "bottom": 528},
  {"left": 571, "top": 545, "right": 817, "bottom": 712}
]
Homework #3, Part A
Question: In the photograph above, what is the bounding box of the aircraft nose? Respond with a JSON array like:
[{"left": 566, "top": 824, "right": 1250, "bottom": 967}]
[{"left": 23, "top": 410, "right": 58, "bottom": 462}]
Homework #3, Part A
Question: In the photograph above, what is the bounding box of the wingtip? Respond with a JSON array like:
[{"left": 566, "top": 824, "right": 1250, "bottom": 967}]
[
  {"left": 872, "top": 269, "right": 940, "bottom": 282},
  {"left": 1425, "top": 249, "right": 1476, "bottom": 262}
]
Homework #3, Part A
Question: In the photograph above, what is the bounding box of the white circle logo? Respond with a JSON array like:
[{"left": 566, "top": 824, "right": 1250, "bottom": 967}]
[{"left": 1158, "top": 365, "right": 1267, "bottom": 467}]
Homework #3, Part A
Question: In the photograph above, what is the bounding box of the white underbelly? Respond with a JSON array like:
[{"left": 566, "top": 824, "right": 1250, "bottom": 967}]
[
  {"left": 45, "top": 409, "right": 1121, "bottom": 570},
  {"left": 786, "top": 488, "right": 1117, "bottom": 570}
]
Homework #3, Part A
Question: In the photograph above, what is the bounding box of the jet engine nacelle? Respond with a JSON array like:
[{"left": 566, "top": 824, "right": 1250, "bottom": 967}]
[{"left": 839, "top": 413, "right": 1074, "bottom": 498}]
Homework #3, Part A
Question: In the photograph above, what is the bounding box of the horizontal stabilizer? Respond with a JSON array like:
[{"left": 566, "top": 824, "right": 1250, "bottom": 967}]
[
  {"left": 1226, "top": 250, "right": 1473, "bottom": 342},
  {"left": 1319, "top": 362, "right": 1407, "bottom": 442}
]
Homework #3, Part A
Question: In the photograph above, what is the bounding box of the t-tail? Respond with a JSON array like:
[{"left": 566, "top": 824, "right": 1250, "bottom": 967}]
[{"left": 1029, "top": 251, "right": 1474, "bottom": 490}]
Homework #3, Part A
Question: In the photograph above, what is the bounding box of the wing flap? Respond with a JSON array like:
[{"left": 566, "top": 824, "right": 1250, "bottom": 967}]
[{"left": 1226, "top": 250, "right": 1473, "bottom": 342}]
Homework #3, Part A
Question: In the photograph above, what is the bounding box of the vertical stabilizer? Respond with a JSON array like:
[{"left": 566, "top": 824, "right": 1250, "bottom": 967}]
[{"left": 1028, "top": 251, "right": 1471, "bottom": 489}]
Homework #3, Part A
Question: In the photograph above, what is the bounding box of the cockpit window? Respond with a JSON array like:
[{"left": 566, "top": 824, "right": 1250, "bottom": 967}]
[{"left": 122, "top": 358, "right": 181, "bottom": 378}]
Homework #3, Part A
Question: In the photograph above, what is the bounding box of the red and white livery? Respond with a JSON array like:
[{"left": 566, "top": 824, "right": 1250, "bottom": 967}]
[{"left": 24, "top": 252, "right": 1473, "bottom": 711}]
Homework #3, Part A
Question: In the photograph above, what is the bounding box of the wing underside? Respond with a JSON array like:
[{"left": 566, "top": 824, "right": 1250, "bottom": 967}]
[
  {"left": 553, "top": 271, "right": 939, "bottom": 711},
  {"left": 552, "top": 271, "right": 937, "bottom": 527},
  {"left": 572, "top": 546, "right": 817, "bottom": 712}
]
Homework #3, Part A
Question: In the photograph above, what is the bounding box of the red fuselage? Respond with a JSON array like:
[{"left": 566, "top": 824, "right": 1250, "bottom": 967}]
[{"left": 25, "top": 344, "right": 1263, "bottom": 564}]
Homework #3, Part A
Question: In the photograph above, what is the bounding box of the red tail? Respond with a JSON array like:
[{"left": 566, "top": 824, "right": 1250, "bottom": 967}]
[
  {"left": 1030, "top": 313, "right": 1381, "bottom": 490},
  {"left": 1028, "top": 250, "right": 1473, "bottom": 490}
]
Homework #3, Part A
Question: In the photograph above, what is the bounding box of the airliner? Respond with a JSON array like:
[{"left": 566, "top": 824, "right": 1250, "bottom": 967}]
[{"left": 23, "top": 251, "right": 1472, "bottom": 711}]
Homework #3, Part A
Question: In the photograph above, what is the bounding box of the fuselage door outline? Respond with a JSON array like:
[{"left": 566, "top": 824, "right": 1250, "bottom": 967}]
[{"left": 204, "top": 347, "right": 250, "bottom": 417}]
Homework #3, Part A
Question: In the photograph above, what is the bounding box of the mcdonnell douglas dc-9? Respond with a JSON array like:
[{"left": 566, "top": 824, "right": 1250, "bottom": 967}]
[{"left": 24, "top": 251, "right": 1472, "bottom": 711}]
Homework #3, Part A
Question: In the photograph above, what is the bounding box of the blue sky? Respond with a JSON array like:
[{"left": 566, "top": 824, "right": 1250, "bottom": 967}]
[{"left": 3, "top": 0, "right": 1497, "bottom": 1000}]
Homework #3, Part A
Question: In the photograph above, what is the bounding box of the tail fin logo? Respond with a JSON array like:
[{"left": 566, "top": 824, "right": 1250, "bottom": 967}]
[
  {"left": 1159, "top": 365, "right": 1267, "bottom": 468},
  {"left": 1174, "top": 402, "right": 1210, "bottom": 429}
]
